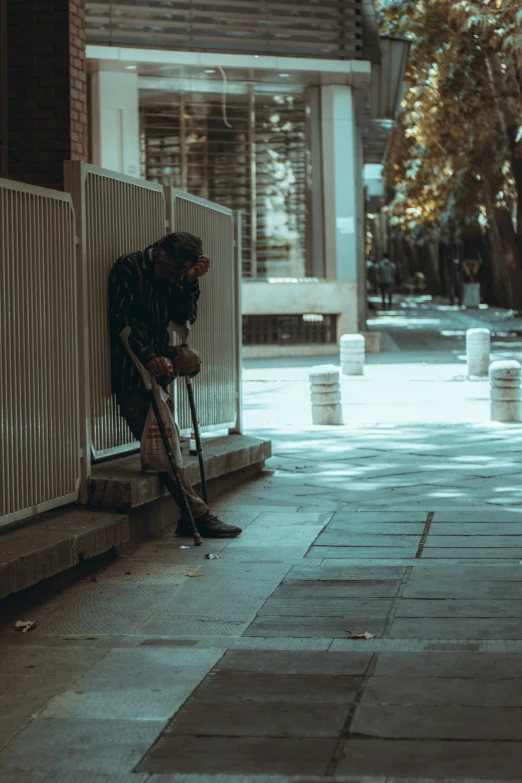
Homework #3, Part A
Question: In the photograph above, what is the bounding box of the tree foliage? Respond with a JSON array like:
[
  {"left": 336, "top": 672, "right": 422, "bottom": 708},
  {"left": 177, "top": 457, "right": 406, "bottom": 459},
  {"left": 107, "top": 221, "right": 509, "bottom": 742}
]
[{"left": 377, "top": 0, "right": 522, "bottom": 304}]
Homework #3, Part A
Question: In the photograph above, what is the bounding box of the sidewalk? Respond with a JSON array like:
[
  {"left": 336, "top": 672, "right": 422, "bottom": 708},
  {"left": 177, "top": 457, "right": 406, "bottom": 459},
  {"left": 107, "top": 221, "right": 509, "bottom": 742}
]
[{"left": 2, "top": 300, "right": 522, "bottom": 781}]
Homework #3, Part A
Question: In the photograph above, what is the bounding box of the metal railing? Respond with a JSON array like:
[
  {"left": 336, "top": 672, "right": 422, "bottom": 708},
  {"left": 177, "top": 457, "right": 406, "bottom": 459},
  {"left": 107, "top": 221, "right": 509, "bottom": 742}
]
[
  {"left": 165, "top": 188, "right": 242, "bottom": 434},
  {"left": 0, "top": 178, "right": 80, "bottom": 527},
  {"left": 65, "top": 162, "right": 166, "bottom": 472}
]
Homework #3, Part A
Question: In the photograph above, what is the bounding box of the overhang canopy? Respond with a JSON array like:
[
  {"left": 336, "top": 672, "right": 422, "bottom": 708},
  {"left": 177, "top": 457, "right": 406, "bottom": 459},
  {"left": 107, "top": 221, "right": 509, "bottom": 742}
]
[{"left": 363, "top": 36, "right": 410, "bottom": 164}]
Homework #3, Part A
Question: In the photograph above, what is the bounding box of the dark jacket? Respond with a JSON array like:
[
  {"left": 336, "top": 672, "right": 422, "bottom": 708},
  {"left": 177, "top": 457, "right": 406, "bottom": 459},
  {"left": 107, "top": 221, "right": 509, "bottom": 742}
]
[{"left": 108, "top": 246, "right": 200, "bottom": 392}]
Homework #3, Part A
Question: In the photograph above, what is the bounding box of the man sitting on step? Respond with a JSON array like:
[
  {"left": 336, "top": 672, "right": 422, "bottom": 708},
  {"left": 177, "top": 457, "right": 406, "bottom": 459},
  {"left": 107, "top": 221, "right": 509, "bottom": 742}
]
[{"left": 108, "top": 231, "right": 242, "bottom": 539}]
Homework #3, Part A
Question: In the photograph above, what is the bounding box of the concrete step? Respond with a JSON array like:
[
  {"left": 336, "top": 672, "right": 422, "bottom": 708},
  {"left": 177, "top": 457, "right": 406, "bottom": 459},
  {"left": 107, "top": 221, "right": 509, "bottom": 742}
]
[
  {"left": 88, "top": 434, "right": 271, "bottom": 511},
  {"left": 0, "top": 435, "right": 270, "bottom": 601},
  {"left": 0, "top": 508, "right": 129, "bottom": 600}
]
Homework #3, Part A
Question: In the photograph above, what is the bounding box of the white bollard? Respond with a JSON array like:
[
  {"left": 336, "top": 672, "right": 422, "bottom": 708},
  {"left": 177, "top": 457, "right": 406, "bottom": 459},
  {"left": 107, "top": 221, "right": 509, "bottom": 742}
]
[
  {"left": 490, "top": 361, "right": 522, "bottom": 422},
  {"left": 309, "top": 365, "right": 343, "bottom": 425},
  {"left": 467, "top": 328, "right": 490, "bottom": 377},
  {"left": 340, "top": 334, "right": 365, "bottom": 376}
]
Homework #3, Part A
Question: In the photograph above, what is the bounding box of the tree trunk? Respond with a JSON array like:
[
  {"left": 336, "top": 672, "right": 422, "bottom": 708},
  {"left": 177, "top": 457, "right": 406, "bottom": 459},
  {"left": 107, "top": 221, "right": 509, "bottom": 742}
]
[
  {"left": 481, "top": 177, "right": 514, "bottom": 307},
  {"left": 487, "top": 53, "right": 522, "bottom": 258},
  {"left": 419, "top": 242, "right": 441, "bottom": 295}
]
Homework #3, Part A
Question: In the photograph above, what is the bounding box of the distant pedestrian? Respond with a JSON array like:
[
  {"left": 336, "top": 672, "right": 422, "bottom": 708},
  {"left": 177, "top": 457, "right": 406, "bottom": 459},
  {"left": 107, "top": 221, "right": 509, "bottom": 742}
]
[
  {"left": 377, "top": 255, "right": 396, "bottom": 310},
  {"left": 366, "top": 258, "right": 378, "bottom": 295}
]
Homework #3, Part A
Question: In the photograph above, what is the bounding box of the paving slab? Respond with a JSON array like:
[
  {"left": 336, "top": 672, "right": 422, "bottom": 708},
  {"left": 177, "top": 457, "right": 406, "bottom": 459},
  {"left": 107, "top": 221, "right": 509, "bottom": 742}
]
[
  {"left": 138, "top": 615, "right": 251, "bottom": 637},
  {"left": 403, "top": 581, "right": 522, "bottom": 599},
  {"left": 336, "top": 738, "right": 522, "bottom": 778},
  {"left": 258, "top": 598, "right": 394, "bottom": 617},
  {"left": 137, "top": 736, "right": 338, "bottom": 775},
  {"left": 373, "top": 651, "right": 522, "bottom": 678},
  {"left": 42, "top": 647, "right": 222, "bottom": 721},
  {"left": 389, "top": 617, "right": 522, "bottom": 639},
  {"left": 272, "top": 582, "right": 401, "bottom": 598},
  {"left": 216, "top": 650, "right": 371, "bottom": 675},
  {"left": 395, "top": 599, "right": 522, "bottom": 618},
  {"left": 407, "top": 564, "right": 522, "bottom": 581},
  {"left": 361, "top": 676, "right": 522, "bottom": 706},
  {"left": 315, "top": 533, "right": 421, "bottom": 547},
  {"left": 306, "top": 546, "right": 418, "bottom": 559},
  {"left": 351, "top": 704, "right": 522, "bottom": 740},
  {"left": 0, "top": 717, "right": 164, "bottom": 775},
  {"left": 167, "top": 701, "right": 348, "bottom": 738},
  {"left": 430, "top": 522, "right": 522, "bottom": 535},
  {"left": 244, "top": 615, "right": 389, "bottom": 638},
  {"left": 421, "top": 548, "right": 522, "bottom": 559},
  {"left": 317, "top": 525, "right": 425, "bottom": 539},
  {"left": 285, "top": 565, "right": 407, "bottom": 581},
  {"left": 432, "top": 510, "right": 522, "bottom": 522},
  {"left": 0, "top": 645, "right": 107, "bottom": 751},
  {"left": 332, "top": 512, "right": 428, "bottom": 524},
  {"left": 186, "top": 672, "right": 362, "bottom": 703},
  {"left": 424, "top": 535, "right": 522, "bottom": 547}
]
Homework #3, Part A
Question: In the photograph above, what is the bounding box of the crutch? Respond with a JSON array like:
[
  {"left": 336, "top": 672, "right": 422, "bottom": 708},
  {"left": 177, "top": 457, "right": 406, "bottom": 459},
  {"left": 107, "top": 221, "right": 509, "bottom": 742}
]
[
  {"left": 171, "top": 323, "right": 208, "bottom": 505},
  {"left": 120, "top": 327, "right": 203, "bottom": 547}
]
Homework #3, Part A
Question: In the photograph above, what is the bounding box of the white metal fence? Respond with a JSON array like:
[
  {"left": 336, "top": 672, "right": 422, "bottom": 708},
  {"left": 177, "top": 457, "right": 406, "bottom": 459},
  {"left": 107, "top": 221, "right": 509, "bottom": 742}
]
[
  {"left": 166, "top": 188, "right": 241, "bottom": 434},
  {"left": 0, "top": 178, "right": 80, "bottom": 528},
  {"left": 1, "top": 166, "right": 241, "bottom": 525},
  {"left": 65, "top": 162, "right": 166, "bottom": 466}
]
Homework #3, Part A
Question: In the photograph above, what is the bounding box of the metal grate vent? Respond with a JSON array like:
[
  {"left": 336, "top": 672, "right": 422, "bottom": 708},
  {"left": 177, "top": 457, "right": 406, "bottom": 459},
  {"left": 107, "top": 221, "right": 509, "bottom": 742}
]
[
  {"left": 242, "top": 314, "right": 337, "bottom": 345},
  {"left": 86, "top": 1, "right": 364, "bottom": 60}
]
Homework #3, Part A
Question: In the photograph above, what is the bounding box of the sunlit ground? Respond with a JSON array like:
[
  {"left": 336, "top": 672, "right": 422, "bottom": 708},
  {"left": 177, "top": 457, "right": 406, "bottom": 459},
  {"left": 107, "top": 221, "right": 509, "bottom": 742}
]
[{"left": 241, "top": 298, "right": 522, "bottom": 509}]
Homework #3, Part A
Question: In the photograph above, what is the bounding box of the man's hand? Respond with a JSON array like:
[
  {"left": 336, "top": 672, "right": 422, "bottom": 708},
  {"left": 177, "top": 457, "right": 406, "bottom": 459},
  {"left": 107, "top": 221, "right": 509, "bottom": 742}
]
[
  {"left": 186, "top": 255, "right": 210, "bottom": 282},
  {"left": 170, "top": 345, "right": 201, "bottom": 378},
  {"left": 146, "top": 357, "right": 173, "bottom": 378}
]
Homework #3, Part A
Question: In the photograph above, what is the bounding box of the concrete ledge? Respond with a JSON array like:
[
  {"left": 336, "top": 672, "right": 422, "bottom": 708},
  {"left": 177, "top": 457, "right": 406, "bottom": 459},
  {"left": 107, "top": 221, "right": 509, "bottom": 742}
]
[
  {"left": 88, "top": 434, "right": 271, "bottom": 511},
  {"left": 0, "top": 509, "right": 129, "bottom": 601},
  {"left": 243, "top": 344, "right": 338, "bottom": 360}
]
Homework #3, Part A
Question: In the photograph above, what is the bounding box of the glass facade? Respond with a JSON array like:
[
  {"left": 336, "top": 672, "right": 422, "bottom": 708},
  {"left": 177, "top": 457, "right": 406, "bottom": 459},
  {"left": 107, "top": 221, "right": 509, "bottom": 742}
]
[{"left": 141, "top": 83, "right": 312, "bottom": 278}]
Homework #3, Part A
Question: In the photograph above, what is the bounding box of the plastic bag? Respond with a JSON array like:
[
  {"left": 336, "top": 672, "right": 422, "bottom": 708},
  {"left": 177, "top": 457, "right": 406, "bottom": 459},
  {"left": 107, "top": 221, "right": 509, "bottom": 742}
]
[{"left": 140, "top": 384, "right": 183, "bottom": 471}]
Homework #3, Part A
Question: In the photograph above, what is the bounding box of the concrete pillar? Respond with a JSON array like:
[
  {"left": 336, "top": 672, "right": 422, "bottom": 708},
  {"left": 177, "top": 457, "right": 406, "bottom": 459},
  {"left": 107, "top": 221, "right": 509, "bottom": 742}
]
[
  {"left": 466, "top": 328, "right": 490, "bottom": 377},
  {"left": 90, "top": 67, "right": 141, "bottom": 177},
  {"left": 490, "top": 361, "right": 522, "bottom": 422},
  {"left": 320, "top": 85, "right": 363, "bottom": 295},
  {"left": 309, "top": 87, "right": 325, "bottom": 278},
  {"left": 309, "top": 366, "right": 343, "bottom": 425},
  {"left": 340, "top": 334, "right": 365, "bottom": 376}
]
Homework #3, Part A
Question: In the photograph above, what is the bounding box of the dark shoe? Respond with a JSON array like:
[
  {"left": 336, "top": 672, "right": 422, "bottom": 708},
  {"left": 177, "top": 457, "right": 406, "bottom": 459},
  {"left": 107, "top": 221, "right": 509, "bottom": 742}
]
[{"left": 176, "top": 512, "right": 242, "bottom": 539}]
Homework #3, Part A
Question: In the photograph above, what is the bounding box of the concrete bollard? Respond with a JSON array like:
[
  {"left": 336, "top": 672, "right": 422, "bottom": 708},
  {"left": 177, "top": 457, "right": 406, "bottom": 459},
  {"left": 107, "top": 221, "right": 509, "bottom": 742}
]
[
  {"left": 340, "top": 334, "right": 365, "bottom": 376},
  {"left": 490, "top": 361, "right": 522, "bottom": 422},
  {"left": 309, "top": 365, "right": 343, "bottom": 425},
  {"left": 467, "top": 328, "right": 490, "bottom": 377}
]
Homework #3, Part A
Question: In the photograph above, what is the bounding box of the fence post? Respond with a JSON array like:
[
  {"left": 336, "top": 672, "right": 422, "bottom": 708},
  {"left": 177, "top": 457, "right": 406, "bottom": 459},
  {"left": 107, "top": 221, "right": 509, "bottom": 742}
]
[
  {"left": 231, "top": 210, "right": 243, "bottom": 434},
  {"left": 64, "top": 160, "right": 92, "bottom": 502}
]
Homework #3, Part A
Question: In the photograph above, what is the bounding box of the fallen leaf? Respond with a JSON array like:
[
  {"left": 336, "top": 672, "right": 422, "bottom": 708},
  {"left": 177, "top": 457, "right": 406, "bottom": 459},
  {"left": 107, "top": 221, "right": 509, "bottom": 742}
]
[
  {"left": 205, "top": 554, "right": 219, "bottom": 560},
  {"left": 348, "top": 631, "right": 375, "bottom": 640},
  {"left": 90, "top": 576, "right": 98, "bottom": 583},
  {"left": 124, "top": 571, "right": 132, "bottom": 575},
  {"left": 15, "top": 621, "right": 36, "bottom": 634},
  {"left": 24, "top": 665, "right": 36, "bottom": 669},
  {"left": 186, "top": 572, "right": 201, "bottom": 578}
]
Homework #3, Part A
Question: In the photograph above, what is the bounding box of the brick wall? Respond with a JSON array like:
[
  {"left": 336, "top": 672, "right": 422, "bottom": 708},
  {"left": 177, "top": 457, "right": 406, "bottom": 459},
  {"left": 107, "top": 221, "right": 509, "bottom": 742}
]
[{"left": 6, "top": 0, "right": 88, "bottom": 189}]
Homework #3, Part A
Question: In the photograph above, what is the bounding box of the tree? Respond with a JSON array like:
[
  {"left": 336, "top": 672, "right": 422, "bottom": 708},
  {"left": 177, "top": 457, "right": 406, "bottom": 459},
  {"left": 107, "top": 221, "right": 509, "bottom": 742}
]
[{"left": 377, "top": 0, "right": 522, "bottom": 307}]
